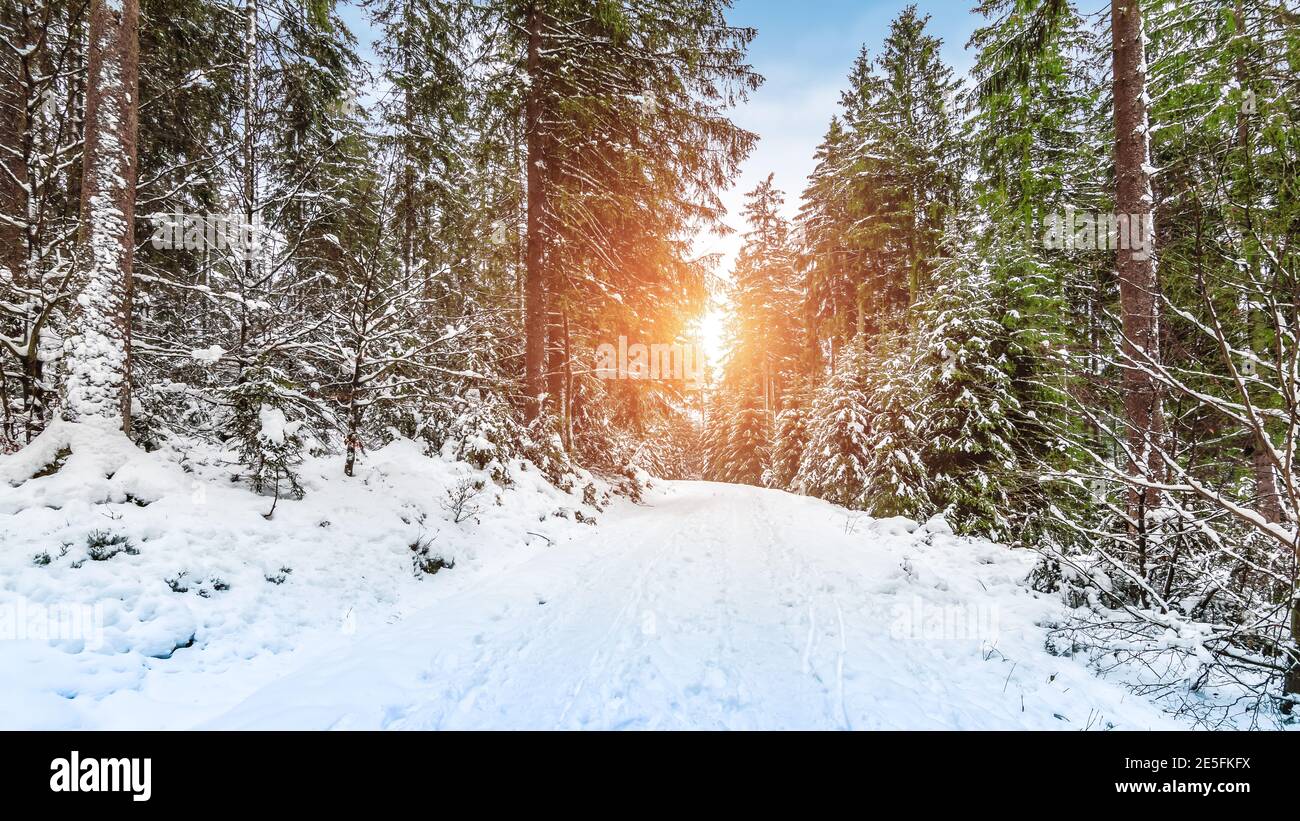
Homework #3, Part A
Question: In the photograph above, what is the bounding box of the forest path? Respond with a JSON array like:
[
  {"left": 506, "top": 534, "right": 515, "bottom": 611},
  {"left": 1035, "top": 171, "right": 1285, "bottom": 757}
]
[{"left": 208, "top": 481, "right": 1176, "bottom": 730}]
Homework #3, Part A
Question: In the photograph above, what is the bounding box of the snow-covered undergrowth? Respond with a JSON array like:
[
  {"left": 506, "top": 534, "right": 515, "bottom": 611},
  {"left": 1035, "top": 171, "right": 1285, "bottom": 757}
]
[{"left": 0, "top": 421, "right": 610, "bottom": 729}]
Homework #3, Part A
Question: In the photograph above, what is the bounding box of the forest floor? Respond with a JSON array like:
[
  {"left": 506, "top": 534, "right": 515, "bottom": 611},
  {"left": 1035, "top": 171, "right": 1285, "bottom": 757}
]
[{"left": 2, "top": 427, "right": 1182, "bottom": 729}]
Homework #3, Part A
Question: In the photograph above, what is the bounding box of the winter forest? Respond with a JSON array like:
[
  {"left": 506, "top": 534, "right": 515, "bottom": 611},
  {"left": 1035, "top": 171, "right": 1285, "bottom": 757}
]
[{"left": 2, "top": 0, "right": 1299, "bottom": 732}]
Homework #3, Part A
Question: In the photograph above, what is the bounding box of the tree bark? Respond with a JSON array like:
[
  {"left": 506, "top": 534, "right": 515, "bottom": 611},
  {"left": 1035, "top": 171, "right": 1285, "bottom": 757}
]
[
  {"left": 562, "top": 309, "right": 573, "bottom": 451},
  {"left": 523, "top": 0, "right": 548, "bottom": 422},
  {"left": 66, "top": 0, "right": 139, "bottom": 433},
  {"left": 1111, "top": 0, "right": 1164, "bottom": 522},
  {"left": 237, "top": 0, "right": 257, "bottom": 366},
  {"left": 0, "top": 3, "right": 27, "bottom": 295}
]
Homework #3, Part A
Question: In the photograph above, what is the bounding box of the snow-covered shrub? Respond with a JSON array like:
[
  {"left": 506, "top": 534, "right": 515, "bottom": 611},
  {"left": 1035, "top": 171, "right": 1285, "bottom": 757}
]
[
  {"left": 431, "top": 388, "right": 528, "bottom": 484},
  {"left": 409, "top": 534, "right": 456, "bottom": 578},
  {"left": 523, "top": 421, "right": 579, "bottom": 491},
  {"left": 441, "top": 475, "right": 484, "bottom": 524},
  {"left": 85, "top": 530, "right": 138, "bottom": 562},
  {"left": 225, "top": 365, "right": 315, "bottom": 505}
]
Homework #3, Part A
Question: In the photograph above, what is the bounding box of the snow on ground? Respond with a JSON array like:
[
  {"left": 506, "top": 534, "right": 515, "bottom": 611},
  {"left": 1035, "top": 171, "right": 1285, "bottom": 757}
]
[
  {"left": 2, "top": 426, "right": 1180, "bottom": 729},
  {"left": 207, "top": 483, "right": 1179, "bottom": 730},
  {"left": 0, "top": 422, "right": 605, "bottom": 729}
]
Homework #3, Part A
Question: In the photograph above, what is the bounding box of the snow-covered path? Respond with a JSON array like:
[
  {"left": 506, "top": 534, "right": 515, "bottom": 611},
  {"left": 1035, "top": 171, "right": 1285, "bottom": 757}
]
[{"left": 210, "top": 481, "right": 1176, "bottom": 730}]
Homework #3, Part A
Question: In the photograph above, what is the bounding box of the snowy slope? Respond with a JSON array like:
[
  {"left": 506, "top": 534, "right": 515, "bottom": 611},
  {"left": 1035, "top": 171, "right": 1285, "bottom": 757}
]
[
  {"left": 207, "top": 482, "right": 1178, "bottom": 730},
  {"left": 0, "top": 422, "right": 608, "bottom": 729}
]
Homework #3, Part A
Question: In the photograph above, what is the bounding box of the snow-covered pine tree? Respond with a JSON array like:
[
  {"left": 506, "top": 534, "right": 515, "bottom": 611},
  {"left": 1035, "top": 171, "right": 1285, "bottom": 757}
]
[
  {"left": 835, "top": 8, "right": 966, "bottom": 319},
  {"left": 766, "top": 387, "right": 811, "bottom": 491},
  {"left": 797, "top": 342, "right": 874, "bottom": 508},
  {"left": 437, "top": 386, "right": 529, "bottom": 485},
  {"left": 701, "top": 385, "right": 736, "bottom": 482},
  {"left": 714, "top": 389, "right": 768, "bottom": 486},
  {"left": 856, "top": 338, "right": 929, "bottom": 519},
  {"left": 727, "top": 175, "right": 803, "bottom": 414},
  {"left": 798, "top": 116, "right": 861, "bottom": 358},
  {"left": 891, "top": 252, "right": 1022, "bottom": 538},
  {"left": 226, "top": 362, "right": 316, "bottom": 511},
  {"left": 706, "top": 174, "right": 803, "bottom": 486}
]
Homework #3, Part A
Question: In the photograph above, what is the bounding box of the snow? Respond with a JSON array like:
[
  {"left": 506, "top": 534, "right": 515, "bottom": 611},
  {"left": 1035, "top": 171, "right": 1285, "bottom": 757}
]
[
  {"left": 1, "top": 429, "right": 1188, "bottom": 730},
  {"left": 0, "top": 423, "right": 604, "bottom": 729},
  {"left": 189, "top": 345, "right": 224, "bottom": 364},
  {"left": 204, "top": 483, "right": 1180, "bottom": 730},
  {"left": 257, "top": 404, "right": 289, "bottom": 444}
]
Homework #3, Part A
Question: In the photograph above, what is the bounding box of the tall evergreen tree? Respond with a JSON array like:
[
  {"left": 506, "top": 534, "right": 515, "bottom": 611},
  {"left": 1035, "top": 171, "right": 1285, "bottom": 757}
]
[{"left": 65, "top": 0, "right": 140, "bottom": 432}]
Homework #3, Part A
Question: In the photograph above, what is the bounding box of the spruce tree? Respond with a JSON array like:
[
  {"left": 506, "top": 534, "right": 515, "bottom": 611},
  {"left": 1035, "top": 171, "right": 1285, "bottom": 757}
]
[{"left": 797, "top": 342, "right": 874, "bottom": 508}]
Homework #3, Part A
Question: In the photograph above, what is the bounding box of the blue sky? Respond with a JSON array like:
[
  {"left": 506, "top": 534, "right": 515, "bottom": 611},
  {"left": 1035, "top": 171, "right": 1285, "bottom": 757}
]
[
  {"left": 337, "top": 0, "right": 984, "bottom": 268},
  {"left": 705, "top": 0, "right": 981, "bottom": 265}
]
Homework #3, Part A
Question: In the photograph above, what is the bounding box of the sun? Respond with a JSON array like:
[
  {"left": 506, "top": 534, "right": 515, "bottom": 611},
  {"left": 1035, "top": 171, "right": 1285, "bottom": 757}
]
[{"left": 697, "top": 305, "right": 727, "bottom": 370}]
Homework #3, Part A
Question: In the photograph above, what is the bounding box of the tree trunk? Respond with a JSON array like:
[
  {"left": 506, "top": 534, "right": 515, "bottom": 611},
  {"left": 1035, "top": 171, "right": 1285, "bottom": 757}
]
[
  {"left": 1231, "top": 2, "right": 1282, "bottom": 525},
  {"left": 0, "top": 3, "right": 33, "bottom": 441},
  {"left": 562, "top": 309, "right": 573, "bottom": 451},
  {"left": 1111, "top": 0, "right": 1163, "bottom": 521},
  {"left": 523, "top": 0, "right": 548, "bottom": 422},
  {"left": 546, "top": 305, "right": 564, "bottom": 427},
  {"left": 1285, "top": 593, "right": 1300, "bottom": 713},
  {"left": 240, "top": 0, "right": 257, "bottom": 364},
  {"left": 66, "top": 0, "right": 139, "bottom": 433},
  {"left": 0, "top": 3, "right": 27, "bottom": 296}
]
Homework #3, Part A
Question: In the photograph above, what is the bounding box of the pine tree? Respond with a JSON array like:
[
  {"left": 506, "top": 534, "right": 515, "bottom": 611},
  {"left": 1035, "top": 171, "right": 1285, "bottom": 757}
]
[
  {"left": 716, "top": 390, "right": 768, "bottom": 486},
  {"left": 798, "top": 116, "right": 858, "bottom": 360},
  {"left": 898, "top": 253, "right": 1023, "bottom": 537},
  {"left": 767, "top": 387, "right": 811, "bottom": 490},
  {"left": 727, "top": 175, "right": 802, "bottom": 415},
  {"left": 797, "top": 342, "right": 874, "bottom": 508},
  {"left": 840, "top": 7, "right": 966, "bottom": 314},
  {"left": 857, "top": 339, "right": 928, "bottom": 519}
]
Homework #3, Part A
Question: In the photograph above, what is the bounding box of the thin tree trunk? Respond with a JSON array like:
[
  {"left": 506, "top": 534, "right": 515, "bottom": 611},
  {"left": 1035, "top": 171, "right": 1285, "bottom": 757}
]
[
  {"left": 1112, "top": 0, "right": 1164, "bottom": 523},
  {"left": 0, "top": 3, "right": 34, "bottom": 441},
  {"left": 0, "top": 3, "right": 27, "bottom": 295},
  {"left": 1232, "top": 1, "right": 1282, "bottom": 525},
  {"left": 562, "top": 309, "right": 573, "bottom": 451},
  {"left": 239, "top": 0, "right": 257, "bottom": 367},
  {"left": 523, "top": 0, "right": 548, "bottom": 422},
  {"left": 547, "top": 304, "right": 564, "bottom": 428},
  {"left": 66, "top": 0, "right": 139, "bottom": 433}
]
